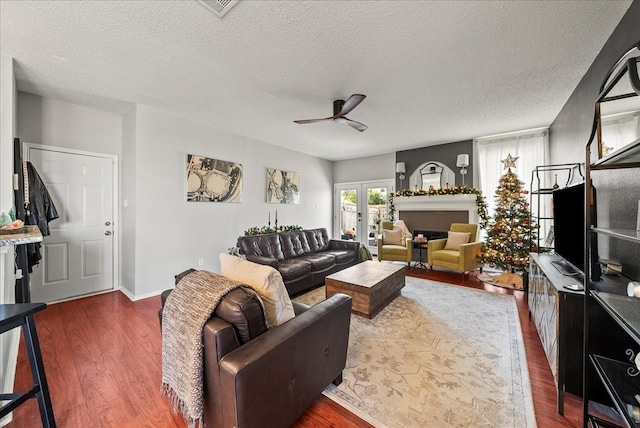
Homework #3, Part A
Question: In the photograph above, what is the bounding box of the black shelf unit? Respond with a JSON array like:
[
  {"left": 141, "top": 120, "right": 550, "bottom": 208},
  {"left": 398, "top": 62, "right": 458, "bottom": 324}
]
[
  {"left": 590, "top": 355, "right": 640, "bottom": 428},
  {"left": 529, "top": 163, "right": 583, "bottom": 253},
  {"left": 583, "top": 43, "right": 640, "bottom": 428}
]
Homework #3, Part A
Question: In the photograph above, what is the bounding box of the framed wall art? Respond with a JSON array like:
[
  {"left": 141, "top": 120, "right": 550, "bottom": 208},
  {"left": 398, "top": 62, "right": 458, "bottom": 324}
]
[
  {"left": 266, "top": 168, "right": 300, "bottom": 204},
  {"left": 186, "top": 154, "right": 242, "bottom": 202}
]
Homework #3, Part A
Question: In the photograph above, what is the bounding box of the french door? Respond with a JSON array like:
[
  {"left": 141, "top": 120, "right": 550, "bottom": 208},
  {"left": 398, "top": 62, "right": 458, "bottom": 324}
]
[{"left": 334, "top": 180, "right": 394, "bottom": 254}]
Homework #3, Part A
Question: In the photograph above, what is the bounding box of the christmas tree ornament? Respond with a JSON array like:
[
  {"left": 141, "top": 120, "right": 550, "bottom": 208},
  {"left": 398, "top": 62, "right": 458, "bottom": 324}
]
[{"left": 501, "top": 153, "right": 519, "bottom": 170}]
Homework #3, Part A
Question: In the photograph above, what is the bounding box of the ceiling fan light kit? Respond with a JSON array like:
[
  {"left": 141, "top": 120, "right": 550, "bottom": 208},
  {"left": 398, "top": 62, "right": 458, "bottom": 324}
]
[{"left": 294, "top": 94, "right": 368, "bottom": 132}]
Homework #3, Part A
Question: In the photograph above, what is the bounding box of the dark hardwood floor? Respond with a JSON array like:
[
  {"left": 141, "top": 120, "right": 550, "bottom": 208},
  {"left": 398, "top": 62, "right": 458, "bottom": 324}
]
[{"left": 8, "top": 266, "right": 582, "bottom": 427}]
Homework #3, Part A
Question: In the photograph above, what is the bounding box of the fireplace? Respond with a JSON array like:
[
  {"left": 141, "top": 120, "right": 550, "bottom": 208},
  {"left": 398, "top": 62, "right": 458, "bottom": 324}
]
[
  {"left": 400, "top": 210, "right": 469, "bottom": 234},
  {"left": 394, "top": 194, "right": 478, "bottom": 234}
]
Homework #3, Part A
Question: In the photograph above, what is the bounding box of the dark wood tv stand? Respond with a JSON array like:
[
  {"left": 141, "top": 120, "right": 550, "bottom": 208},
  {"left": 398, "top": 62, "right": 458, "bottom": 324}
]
[{"left": 529, "top": 253, "right": 585, "bottom": 415}]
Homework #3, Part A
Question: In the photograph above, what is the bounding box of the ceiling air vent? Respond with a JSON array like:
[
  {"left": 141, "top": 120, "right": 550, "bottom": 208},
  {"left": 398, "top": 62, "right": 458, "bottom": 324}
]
[{"left": 197, "top": 0, "right": 239, "bottom": 18}]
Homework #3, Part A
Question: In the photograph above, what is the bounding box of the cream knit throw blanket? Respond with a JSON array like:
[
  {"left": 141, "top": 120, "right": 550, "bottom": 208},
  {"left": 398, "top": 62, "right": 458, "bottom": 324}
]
[{"left": 161, "top": 270, "right": 244, "bottom": 428}]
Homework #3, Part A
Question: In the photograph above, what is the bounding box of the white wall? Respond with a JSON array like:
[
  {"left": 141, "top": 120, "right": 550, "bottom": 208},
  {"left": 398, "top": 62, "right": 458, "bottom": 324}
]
[
  {"left": 14, "top": 93, "right": 401, "bottom": 297},
  {"left": 17, "top": 92, "right": 123, "bottom": 156},
  {"left": 0, "top": 53, "right": 18, "bottom": 427},
  {"left": 124, "top": 105, "right": 335, "bottom": 298},
  {"left": 14, "top": 93, "right": 335, "bottom": 300},
  {"left": 333, "top": 153, "right": 395, "bottom": 184},
  {"left": 121, "top": 108, "right": 137, "bottom": 296}
]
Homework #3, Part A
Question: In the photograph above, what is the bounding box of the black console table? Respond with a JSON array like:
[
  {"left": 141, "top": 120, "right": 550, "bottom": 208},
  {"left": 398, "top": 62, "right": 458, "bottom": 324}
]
[{"left": 0, "top": 303, "right": 55, "bottom": 427}]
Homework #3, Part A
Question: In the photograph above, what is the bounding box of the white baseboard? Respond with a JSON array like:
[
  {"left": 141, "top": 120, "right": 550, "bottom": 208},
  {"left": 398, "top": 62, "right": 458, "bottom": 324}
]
[{"left": 119, "top": 287, "right": 167, "bottom": 302}]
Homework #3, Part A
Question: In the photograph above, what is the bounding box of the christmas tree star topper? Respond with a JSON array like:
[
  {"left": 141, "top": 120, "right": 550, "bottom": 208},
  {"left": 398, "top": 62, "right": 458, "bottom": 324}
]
[{"left": 501, "top": 153, "right": 519, "bottom": 170}]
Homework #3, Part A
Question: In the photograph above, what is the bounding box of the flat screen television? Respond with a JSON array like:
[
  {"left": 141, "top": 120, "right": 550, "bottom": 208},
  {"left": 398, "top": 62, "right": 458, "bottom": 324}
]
[{"left": 552, "top": 181, "right": 600, "bottom": 280}]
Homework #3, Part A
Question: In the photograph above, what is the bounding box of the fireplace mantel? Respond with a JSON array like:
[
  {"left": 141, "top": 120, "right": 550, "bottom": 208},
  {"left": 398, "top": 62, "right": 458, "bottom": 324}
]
[{"left": 394, "top": 194, "right": 479, "bottom": 225}]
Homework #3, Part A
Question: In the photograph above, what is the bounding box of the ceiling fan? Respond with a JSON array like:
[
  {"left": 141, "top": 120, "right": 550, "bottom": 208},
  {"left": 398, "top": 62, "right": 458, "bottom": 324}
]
[{"left": 294, "top": 94, "right": 367, "bottom": 132}]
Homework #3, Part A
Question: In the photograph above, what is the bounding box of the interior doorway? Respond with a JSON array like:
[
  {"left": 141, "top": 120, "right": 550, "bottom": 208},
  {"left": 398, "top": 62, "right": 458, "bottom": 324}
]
[
  {"left": 25, "top": 143, "right": 117, "bottom": 302},
  {"left": 334, "top": 180, "right": 394, "bottom": 255}
]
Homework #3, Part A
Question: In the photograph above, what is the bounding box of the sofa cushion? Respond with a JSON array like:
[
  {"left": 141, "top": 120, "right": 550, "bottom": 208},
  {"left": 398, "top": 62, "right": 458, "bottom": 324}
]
[
  {"left": 444, "top": 231, "right": 471, "bottom": 250},
  {"left": 277, "top": 258, "right": 312, "bottom": 282},
  {"left": 214, "top": 287, "right": 267, "bottom": 344},
  {"left": 298, "top": 253, "right": 336, "bottom": 271},
  {"left": 304, "top": 229, "right": 331, "bottom": 252},
  {"left": 324, "top": 249, "right": 356, "bottom": 265},
  {"left": 220, "top": 253, "right": 295, "bottom": 327},
  {"left": 280, "top": 231, "right": 309, "bottom": 258},
  {"left": 237, "top": 233, "right": 285, "bottom": 260},
  {"left": 383, "top": 227, "right": 404, "bottom": 245}
]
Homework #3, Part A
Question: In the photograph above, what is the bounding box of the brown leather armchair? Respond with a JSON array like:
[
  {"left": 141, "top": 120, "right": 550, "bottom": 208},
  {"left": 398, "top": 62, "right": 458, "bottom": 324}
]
[{"left": 161, "top": 271, "right": 352, "bottom": 428}]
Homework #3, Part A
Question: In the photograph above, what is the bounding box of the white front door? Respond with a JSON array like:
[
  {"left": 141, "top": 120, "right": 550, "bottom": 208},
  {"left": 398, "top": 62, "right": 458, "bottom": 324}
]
[{"left": 26, "top": 145, "right": 115, "bottom": 302}]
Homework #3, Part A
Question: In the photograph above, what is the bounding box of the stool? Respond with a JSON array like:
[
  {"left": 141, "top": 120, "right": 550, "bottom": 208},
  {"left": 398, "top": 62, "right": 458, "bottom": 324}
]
[{"left": 0, "top": 303, "right": 55, "bottom": 427}]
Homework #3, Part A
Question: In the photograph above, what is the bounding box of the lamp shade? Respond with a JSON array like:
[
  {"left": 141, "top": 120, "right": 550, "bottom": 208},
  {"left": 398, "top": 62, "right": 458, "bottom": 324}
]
[
  {"left": 395, "top": 162, "right": 406, "bottom": 174},
  {"left": 456, "top": 154, "right": 469, "bottom": 168}
]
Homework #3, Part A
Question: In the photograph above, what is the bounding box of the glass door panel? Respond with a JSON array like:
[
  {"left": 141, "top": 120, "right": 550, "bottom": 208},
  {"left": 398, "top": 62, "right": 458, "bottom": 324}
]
[
  {"left": 338, "top": 187, "right": 358, "bottom": 241},
  {"left": 365, "top": 186, "right": 389, "bottom": 251}
]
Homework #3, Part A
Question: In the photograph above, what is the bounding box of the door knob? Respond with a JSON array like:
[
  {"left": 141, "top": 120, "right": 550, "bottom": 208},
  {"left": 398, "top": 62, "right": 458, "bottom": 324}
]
[{"left": 105, "top": 231, "right": 112, "bottom": 236}]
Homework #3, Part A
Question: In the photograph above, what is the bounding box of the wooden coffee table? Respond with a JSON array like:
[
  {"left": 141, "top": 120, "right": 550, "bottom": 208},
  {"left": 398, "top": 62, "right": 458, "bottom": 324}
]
[{"left": 325, "top": 261, "right": 405, "bottom": 318}]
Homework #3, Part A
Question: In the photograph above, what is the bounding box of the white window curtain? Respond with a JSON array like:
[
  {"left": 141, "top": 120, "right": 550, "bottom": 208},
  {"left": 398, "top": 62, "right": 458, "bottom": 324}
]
[{"left": 474, "top": 130, "right": 549, "bottom": 239}]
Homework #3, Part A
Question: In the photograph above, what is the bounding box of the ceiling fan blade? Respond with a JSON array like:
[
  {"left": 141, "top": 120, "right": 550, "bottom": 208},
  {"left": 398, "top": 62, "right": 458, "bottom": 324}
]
[
  {"left": 293, "top": 117, "right": 333, "bottom": 124},
  {"left": 337, "top": 94, "right": 366, "bottom": 116},
  {"left": 345, "top": 118, "right": 368, "bottom": 132}
]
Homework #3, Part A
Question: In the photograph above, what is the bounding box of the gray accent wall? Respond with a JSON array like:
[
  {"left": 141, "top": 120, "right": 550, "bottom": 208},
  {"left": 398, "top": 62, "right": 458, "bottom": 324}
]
[{"left": 549, "top": 1, "right": 640, "bottom": 279}]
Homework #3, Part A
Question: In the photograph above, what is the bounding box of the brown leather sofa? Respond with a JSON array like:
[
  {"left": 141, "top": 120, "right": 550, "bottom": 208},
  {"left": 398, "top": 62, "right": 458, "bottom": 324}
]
[
  {"left": 236, "top": 228, "right": 360, "bottom": 295},
  {"left": 160, "top": 270, "right": 352, "bottom": 428}
]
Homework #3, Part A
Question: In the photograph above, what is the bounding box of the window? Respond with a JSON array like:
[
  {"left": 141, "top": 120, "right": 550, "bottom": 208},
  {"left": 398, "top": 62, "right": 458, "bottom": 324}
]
[{"left": 474, "top": 129, "right": 549, "bottom": 238}]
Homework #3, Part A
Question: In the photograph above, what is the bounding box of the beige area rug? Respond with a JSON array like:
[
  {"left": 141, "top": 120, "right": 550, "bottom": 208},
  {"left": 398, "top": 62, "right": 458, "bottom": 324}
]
[{"left": 294, "top": 277, "right": 536, "bottom": 428}]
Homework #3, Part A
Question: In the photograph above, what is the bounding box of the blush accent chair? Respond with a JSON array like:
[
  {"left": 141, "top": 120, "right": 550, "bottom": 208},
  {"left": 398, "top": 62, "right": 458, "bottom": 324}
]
[
  {"left": 427, "top": 223, "right": 482, "bottom": 277},
  {"left": 377, "top": 221, "right": 412, "bottom": 266}
]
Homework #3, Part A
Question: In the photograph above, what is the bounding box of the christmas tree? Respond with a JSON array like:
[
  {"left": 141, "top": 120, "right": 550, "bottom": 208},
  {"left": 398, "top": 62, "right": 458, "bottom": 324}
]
[{"left": 482, "top": 154, "right": 536, "bottom": 277}]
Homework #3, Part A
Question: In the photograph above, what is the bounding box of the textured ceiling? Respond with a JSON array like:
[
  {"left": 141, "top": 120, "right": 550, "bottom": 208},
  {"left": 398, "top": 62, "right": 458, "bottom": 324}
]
[{"left": 0, "top": 1, "right": 633, "bottom": 161}]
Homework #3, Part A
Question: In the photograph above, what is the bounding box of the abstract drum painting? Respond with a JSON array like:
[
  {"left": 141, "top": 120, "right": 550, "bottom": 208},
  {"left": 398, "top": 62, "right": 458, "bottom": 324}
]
[{"left": 186, "top": 154, "right": 242, "bottom": 202}]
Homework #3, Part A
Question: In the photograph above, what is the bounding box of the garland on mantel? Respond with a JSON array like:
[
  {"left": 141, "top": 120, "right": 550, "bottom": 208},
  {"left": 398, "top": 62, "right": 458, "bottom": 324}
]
[{"left": 389, "top": 186, "right": 490, "bottom": 229}]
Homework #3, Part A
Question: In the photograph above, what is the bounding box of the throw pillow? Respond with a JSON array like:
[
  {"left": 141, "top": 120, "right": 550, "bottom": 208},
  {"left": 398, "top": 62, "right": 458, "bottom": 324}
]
[
  {"left": 444, "top": 231, "right": 471, "bottom": 250},
  {"left": 219, "top": 253, "right": 295, "bottom": 328},
  {"left": 383, "top": 227, "right": 404, "bottom": 245}
]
